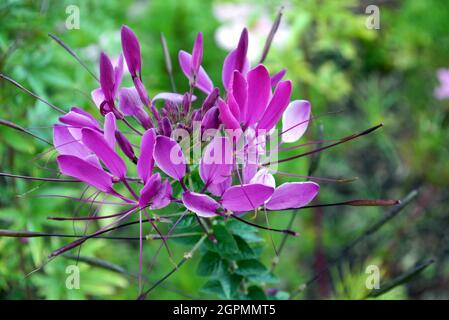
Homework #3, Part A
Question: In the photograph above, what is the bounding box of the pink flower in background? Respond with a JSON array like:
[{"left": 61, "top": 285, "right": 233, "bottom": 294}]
[{"left": 434, "top": 68, "right": 449, "bottom": 100}]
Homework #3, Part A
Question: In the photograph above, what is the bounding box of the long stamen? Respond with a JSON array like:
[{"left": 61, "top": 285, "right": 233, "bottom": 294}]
[
  {"left": 230, "top": 213, "right": 298, "bottom": 236},
  {"left": 0, "top": 173, "right": 79, "bottom": 183},
  {"left": 267, "top": 199, "right": 401, "bottom": 212},
  {"left": 0, "top": 73, "right": 65, "bottom": 114},
  {"left": 48, "top": 206, "right": 138, "bottom": 258},
  {"left": 263, "top": 123, "right": 383, "bottom": 166},
  {"left": 0, "top": 119, "right": 52, "bottom": 145},
  {"left": 48, "top": 33, "right": 99, "bottom": 82}
]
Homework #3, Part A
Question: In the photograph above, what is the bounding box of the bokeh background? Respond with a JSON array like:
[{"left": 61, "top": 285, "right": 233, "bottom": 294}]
[{"left": 1, "top": 0, "right": 449, "bottom": 299}]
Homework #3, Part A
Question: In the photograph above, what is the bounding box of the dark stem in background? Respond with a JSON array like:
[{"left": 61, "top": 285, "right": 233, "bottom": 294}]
[
  {"left": 0, "top": 119, "right": 52, "bottom": 145},
  {"left": 48, "top": 33, "right": 99, "bottom": 82},
  {"left": 137, "top": 234, "right": 207, "bottom": 300},
  {"left": 0, "top": 73, "right": 65, "bottom": 114}
]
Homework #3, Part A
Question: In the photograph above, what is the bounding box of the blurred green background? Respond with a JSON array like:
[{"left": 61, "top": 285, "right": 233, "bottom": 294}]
[{"left": 1, "top": 0, "right": 449, "bottom": 299}]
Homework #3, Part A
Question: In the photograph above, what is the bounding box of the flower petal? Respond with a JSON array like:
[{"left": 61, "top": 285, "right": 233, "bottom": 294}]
[
  {"left": 118, "top": 87, "right": 143, "bottom": 116},
  {"left": 99, "top": 52, "right": 115, "bottom": 102},
  {"left": 57, "top": 155, "right": 113, "bottom": 193},
  {"left": 59, "top": 107, "right": 100, "bottom": 130},
  {"left": 121, "top": 25, "right": 141, "bottom": 77},
  {"left": 53, "top": 124, "right": 90, "bottom": 158},
  {"left": 217, "top": 99, "right": 240, "bottom": 130},
  {"left": 221, "top": 184, "right": 274, "bottom": 212},
  {"left": 178, "top": 50, "right": 213, "bottom": 94},
  {"left": 266, "top": 182, "right": 319, "bottom": 210},
  {"left": 257, "top": 80, "right": 292, "bottom": 131},
  {"left": 182, "top": 191, "right": 219, "bottom": 217},
  {"left": 249, "top": 168, "right": 276, "bottom": 188},
  {"left": 207, "top": 177, "right": 232, "bottom": 197},
  {"left": 230, "top": 71, "right": 247, "bottom": 122},
  {"left": 271, "top": 69, "right": 286, "bottom": 88},
  {"left": 201, "top": 106, "right": 220, "bottom": 131},
  {"left": 153, "top": 135, "right": 186, "bottom": 180},
  {"left": 139, "top": 173, "right": 162, "bottom": 208},
  {"left": 281, "top": 100, "right": 311, "bottom": 143},
  {"left": 245, "top": 65, "right": 271, "bottom": 126},
  {"left": 152, "top": 179, "right": 172, "bottom": 209},
  {"left": 103, "top": 112, "right": 117, "bottom": 149},
  {"left": 153, "top": 92, "right": 196, "bottom": 104},
  {"left": 200, "top": 136, "right": 233, "bottom": 185},
  {"left": 222, "top": 28, "right": 249, "bottom": 90},
  {"left": 137, "top": 129, "right": 156, "bottom": 183},
  {"left": 81, "top": 128, "right": 127, "bottom": 179},
  {"left": 191, "top": 32, "right": 203, "bottom": 75}
]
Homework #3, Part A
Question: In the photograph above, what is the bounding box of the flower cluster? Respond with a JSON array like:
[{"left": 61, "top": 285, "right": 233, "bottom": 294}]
[{"left": 53, "top": 26, "right": 319, "bottom": 229}]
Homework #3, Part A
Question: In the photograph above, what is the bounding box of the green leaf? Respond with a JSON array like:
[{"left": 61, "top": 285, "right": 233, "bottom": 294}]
[
  {"left": 205, "top": 224, "right": 239, "bottom": 255},
  {"left": 201, "top": 272, "right": 242, "bottom": 299},
  {"left": 235, "top": 259, "right": 267, "bottom": 276},
  {"left": 247, "top": 285, "right": 268, "bottom": 300},
  {"left": 197, "top": 251, "right": 225, "bottom": 277}
]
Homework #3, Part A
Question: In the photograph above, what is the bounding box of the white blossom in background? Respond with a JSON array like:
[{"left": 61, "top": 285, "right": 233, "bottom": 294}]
[{"left": 213, "top": 3, "right": 289, "bottom": 63}]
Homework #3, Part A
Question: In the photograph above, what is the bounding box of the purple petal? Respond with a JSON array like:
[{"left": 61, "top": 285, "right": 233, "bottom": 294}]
[
  {"left": 118, "top": 87, "right": 143, "bottom": 116},
  {"left": 182, "top": 191, "right": 219, "bottom": 218},
  {"left": 230, "top": 71, "right": 247, "bottom": 122},
  {"left": 153, "top": 135, "right": 186, "bottom": 180},
  {"left": 113, "top": 54, "right": 124, "bottom": 95},
  {"left": 221, "top": 184, "right": 274, "bottom": 212},
  {"left": 139, "top": 173, "right": 162, "bottom": 208},
  {"left": 271, "top": 69, "right": 287, "bottom": 88},
  {"left": 57, "top": 155, "right": 113, "bottom": 193},
  {"left": 178, "top": 50, "right": 213, "bottom": 94},
  {"left": 91, "top": 88, "right": 105, "bottom": 109},
  {"left": 242, "top": 162, "right": 258, "bottom": 184},
  {"left": 222, "top": 28, "right": 250, "bottom": 90},
  {"left": 257, "top": 80, "right": 292, "bottom": 131},
  {"left": 103, "top": 112, "right": 117, "bottom": 149},
  {"left": 281, "top": 100, "right": 311, "bottom": 143},
  {"left": 153, "top": 92, "right": 196, "bottom": 104},
  {"left": 227, "top": 90, "right": 241, "bottom": 121},
  {"left": 121, "top": 25, "right": 141, "bottom": 77},
  {"left": 217, "top": 99, "right": 240, "bottom": 130},
  {"left": 81, "top": 128, "right": 127, "bottom": 179},
  {"left": 201, "top": 106, "right": 220, "bottom": 131},
  {"left": 200, "top": 136, "right": 233, "bottom": 185},
  {"left": 201, "top": 87, "right": 220, "bottom": 114},
  {"left": 152, "top": 179, "right": 172, "bottom": 209},
  {"left": 59, "top": 107, "right": 100, "bottom": 130},
  {"left": 115, "top": 130, "right": 135, "bottom": 162},
  {"left": 249, "top": 169, "right": 275, "bottom": 188},
  {"left": 191, "top": 32, "right": 203, "bottom": 75},
  {"left": 137, "top": 128, "right": 156, "bottom": 183},
  {"left": 99, "top": 52, "right": 115, "bottom": 102},
  {"left": 266, "top": 182, "right": 319, "bottom": 210},
  {"left": 53, "top": 124, "right": 90, "bottom": 158},
  {"left": 207, "top": 177, "right": 231, "bottom": 197},
  {"left": 245, "top": 65, "right": 271, "bottom": 126}
]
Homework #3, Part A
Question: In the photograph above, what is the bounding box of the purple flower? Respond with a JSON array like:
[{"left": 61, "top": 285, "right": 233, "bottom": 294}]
[{"left": 434, "top": 68, "right": 449, "bottom": 100}]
